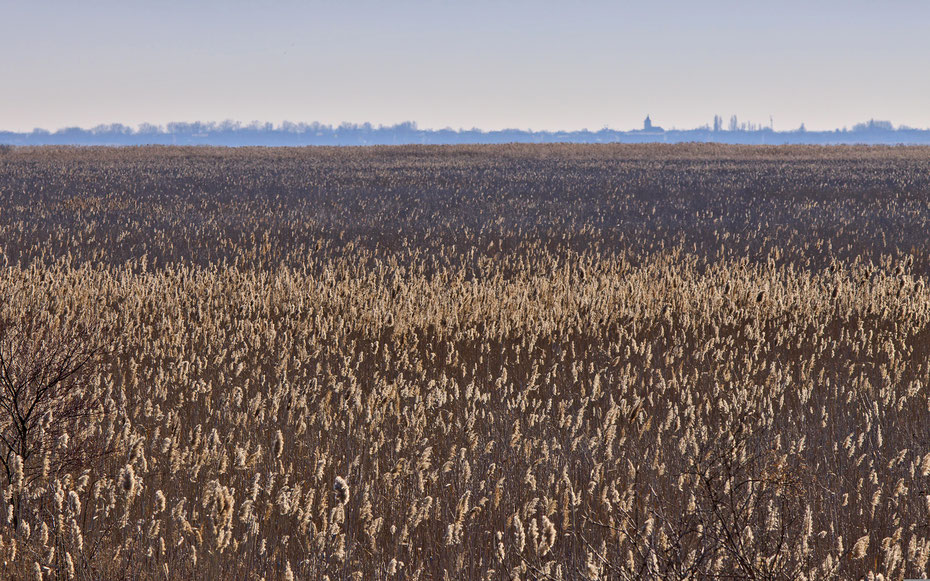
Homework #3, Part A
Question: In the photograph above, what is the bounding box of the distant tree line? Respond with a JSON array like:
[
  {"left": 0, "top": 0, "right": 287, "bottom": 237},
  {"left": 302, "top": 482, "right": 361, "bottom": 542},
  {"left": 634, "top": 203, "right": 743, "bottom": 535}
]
[{"left": 1, "top": 118, "right": 928, "bottom": 146}]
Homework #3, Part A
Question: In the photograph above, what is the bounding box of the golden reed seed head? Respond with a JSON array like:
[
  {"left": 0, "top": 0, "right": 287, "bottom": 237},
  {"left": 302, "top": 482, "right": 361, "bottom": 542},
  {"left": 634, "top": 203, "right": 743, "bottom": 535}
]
[
  {"left": 284, "top": 561, "right": 294, "bottom": 581},
  {"left": 334, "top": 476, "right": 350, "bottom": 505},
  {"left": 68, "top": 490, "right": 81, "bottom": 515},
  {"left": 12, "top": 455, "right": 24, "bottom": 493},
  {"left": 155, "top": 490, "right": 167, "bottom": 513},
  {"left": 273, "top": 430, "right": 284, "bottom": 459},
  {"left": 120, "top": 464, "right": 139, "bottom": 497},
  {"left": 851, "top": 534, "right": 869, "bottom": 559},
  {"left": 921, "top": 453, "right": 930, "bottom": 477}
]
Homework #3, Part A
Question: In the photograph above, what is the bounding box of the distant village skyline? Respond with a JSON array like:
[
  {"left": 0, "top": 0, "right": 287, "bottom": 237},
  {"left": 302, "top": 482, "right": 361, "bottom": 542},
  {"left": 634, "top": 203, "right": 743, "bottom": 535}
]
[
  {"left": 0, "top": 113, "right": 919, "bottom": 136},
  {"left": 3, "top": 115, "right": 928, "bottom": 147}
]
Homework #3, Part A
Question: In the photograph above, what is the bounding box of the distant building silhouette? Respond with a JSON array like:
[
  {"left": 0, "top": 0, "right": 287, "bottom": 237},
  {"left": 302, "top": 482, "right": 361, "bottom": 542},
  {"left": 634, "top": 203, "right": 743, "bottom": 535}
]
[{"left": 642, "top": 115, "right": 664, "bottom": 132}]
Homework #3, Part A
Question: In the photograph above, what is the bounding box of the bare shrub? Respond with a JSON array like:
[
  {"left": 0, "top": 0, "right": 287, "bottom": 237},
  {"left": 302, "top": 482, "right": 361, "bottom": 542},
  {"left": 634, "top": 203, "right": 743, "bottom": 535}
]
[{"left": 0, "top": 306, "right": 108, "bottom": 528}]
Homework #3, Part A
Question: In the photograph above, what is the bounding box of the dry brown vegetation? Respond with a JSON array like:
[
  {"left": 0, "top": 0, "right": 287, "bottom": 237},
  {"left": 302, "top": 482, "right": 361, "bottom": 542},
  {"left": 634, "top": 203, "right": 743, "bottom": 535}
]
[{"left": 0, "top": 144, "right": 929, "bottom": 579}]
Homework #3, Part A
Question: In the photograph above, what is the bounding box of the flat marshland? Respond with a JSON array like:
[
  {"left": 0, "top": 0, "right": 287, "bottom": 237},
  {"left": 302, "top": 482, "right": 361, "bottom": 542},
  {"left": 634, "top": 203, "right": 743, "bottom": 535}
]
[{"left": 0, "top": 144, "right": 929, "bottom": 579}]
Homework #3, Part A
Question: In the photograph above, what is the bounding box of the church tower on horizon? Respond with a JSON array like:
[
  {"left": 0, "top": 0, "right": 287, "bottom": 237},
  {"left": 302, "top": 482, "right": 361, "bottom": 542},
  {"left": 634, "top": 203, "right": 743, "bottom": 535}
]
[{"left": 643, "top": 115, "right": 663, "bottom": 132}]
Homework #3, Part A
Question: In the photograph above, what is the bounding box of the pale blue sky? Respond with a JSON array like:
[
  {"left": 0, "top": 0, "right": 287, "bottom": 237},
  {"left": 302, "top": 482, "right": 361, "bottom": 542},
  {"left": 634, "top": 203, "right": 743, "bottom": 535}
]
[{"left": 2, "top": 0, "right": 928, "bottom": 132}]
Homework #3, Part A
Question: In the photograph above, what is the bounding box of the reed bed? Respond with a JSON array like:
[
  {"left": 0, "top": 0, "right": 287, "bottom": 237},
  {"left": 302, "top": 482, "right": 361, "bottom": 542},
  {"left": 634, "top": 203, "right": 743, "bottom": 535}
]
[{"left": 0, "top": 145, "right": 928, "bottom": 579}]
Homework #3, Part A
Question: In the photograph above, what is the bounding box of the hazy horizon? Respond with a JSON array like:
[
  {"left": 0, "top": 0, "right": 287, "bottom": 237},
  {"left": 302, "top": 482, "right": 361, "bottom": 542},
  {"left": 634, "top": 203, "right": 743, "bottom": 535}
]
[
  {"left": 3, "top": 1, "right": 929, "bottom": 133},
  {"left": 5, "top": 116, "right": 929, "bottom": 147},
  {"left": 2, "top": 115, "right": 924, "bottom": 135}
]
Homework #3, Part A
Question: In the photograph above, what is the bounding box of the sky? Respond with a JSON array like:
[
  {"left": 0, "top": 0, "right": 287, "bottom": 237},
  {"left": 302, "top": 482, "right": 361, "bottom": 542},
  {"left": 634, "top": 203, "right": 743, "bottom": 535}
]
[{"left": 2, "top": 0, "right": 929, "bottom": 133}]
